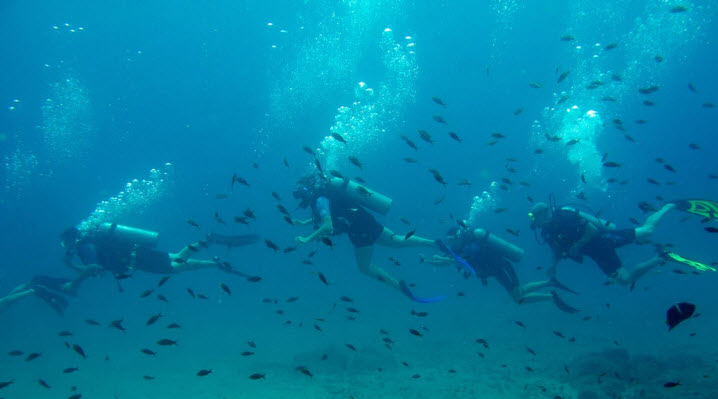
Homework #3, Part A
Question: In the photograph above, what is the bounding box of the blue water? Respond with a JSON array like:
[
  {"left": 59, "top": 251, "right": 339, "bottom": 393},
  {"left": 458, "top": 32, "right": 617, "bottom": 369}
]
[{"left": 1, "top": 1, "right": 717, "bottom": 398}]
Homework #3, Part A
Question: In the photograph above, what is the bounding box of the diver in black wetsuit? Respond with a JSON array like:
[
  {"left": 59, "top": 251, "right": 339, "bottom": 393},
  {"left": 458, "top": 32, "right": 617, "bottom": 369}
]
[
  {"left": 0, "top": 272, "right": 100, "bottom": 315},
  {"left": 292, "top": 173, "right": 441, "bottom": 302},
  {"left": 425, "top": 226, "right": 578, "bottom": 313},
  {"left": 60, "top": 225, "right": 258, "bottom": 278},
  {"left": 529, "top": 201, "right": 675, "bottom": 287}
]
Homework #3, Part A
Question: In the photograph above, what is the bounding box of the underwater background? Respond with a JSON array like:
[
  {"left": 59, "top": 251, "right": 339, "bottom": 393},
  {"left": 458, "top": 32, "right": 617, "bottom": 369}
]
[{"left": 1, "top": 0, "right": 717, "bottom": 398}]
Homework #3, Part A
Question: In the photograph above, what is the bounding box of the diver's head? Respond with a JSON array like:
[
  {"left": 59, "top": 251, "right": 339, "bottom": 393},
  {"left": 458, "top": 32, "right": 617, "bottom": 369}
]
[
  {"left": 60, "top": 227, "right": 81, "bottom": 249},
  {"left": 528, "top": 202, "right": 551, "bottom": 228},
  {"left": 446, "top": 224, "right": 471, "bottom": 248},
  {"left": 293, "top": 174, "right": 320, "bottom": 209}
]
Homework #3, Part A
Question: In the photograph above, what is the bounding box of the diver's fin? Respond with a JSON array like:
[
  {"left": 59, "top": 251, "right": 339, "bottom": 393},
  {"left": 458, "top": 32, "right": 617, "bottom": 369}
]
[
  {"left": 674, "top": 199, "right": 718, "bottom": 222},
  {"left": 551, "top": 291, "right": 579, "bottom": 314},
  {"left": 399, "top": 280, "right": 446, "bottom": 304},
  {"left": 550, "top": 277, "right": 578, "bottom": 294},
  {"left": 208, "top": 233, "right": 260, "bottom": 248},
  {"left": 33, "top": 286, "right": 69, "bottom": 315},
  {"left": 661, "top": 250, "right": 716, "bottom": 272}
]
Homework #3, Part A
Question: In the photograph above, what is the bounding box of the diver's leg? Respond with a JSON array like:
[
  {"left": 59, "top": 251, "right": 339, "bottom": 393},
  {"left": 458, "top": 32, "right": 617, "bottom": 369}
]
[
  {"left": 612, "top": 256, "right": 663, "bottom": 286},
  {"left": 171, "top": 258, "right": 218, "bottom": 272},
  {"left": 515, "top": 291, "right": 554, "bottom": 305},
  {"left": 0, "top": 288, "right": 35, "bottom": 313},
  {"left": 355, "top": 245, "right": 400, "bottom": 290},
  {"left": 174, "top": 239, "right": 208, "bottom": 261},
  {"left": 635, "top": 203, "right": 675, "bottom": 241},
  {"left": 377, "top": 228, "right": 437, "bottom": 249}
]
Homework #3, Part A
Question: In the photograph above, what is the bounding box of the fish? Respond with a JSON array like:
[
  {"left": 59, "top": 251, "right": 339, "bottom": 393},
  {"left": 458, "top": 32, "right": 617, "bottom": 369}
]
[
  {"left": 457, "top": 179, "right": 472, "bottom": 186},
  {"left": 296, "top": 366, "right": 313, "bottom": 378},
  {"left": 314, "top": 157, "right": 324, "bottom": 174},
  {"left": 58, "top": 330, "right": 73, "bottom": 337},
  {"left": 529, "top": 82, "right": 542, "bottom": 88},
  {"left": 220, "top": 283, "right": 231, "bottom": 295},
  {"left": 515, "top": 321, "right": 526, "bottom": 328},
  {"left": 38, "top": 379, "right": 50, "bottom": 389},
  {"left": 234, "top": 216, "right": 249, "bottom": 224},
  {"left": 603, "top": 161, "right": 621, "bottom": 168},
  {"left": 109, "top": 319, "right": 126, "bottom": 332},
  {"left": 410, "top": 310, "right": 428, "bottom": 317},
  {"left": 560, "top": 34, "right": 575, "bottom": 41},
  {"left": 196, "top": 369, "right": 213, "bottom": 376},
  {"left": 139, "top": 289, "right": 154, "bottom": 298},
  {"left": 624, "top": 134, "right": 636, "bottom": 142},
  {"left": 638, "top": 85, "right": 660, "bottom": 94},
  {"left": 186, "top": 219, "right": 200, "bottom": 229},
  {"left": 417, "top": 130, "right": 434, "bottom": 144},
  {"left": 400, "top": 135, "right": 419, "bottom": 150},
  {"left": 403, "top": 157, "right": 418, "bottom": 163},
  {"left": 604, "top": 43, "right": 618, "bottom": 50},
  {"left": 587, "top": 80, "right": 604, "bottom": 90},
  {"left": 432, "top": 115, "right": 447, "bottom": 124},
  {"left": 320, "top": 237, "right": 334, "bottom": 248},
  {"left": 72, "top": 343, "right": 86, "bottom": 359},
  {"left": 428, "top": 169, "right": 447, "bottom": 187},
  {"left": 643, "top": 100, "right": 656, "bottom": 106},
  {"left": 404, "top": 229, "right": 416, "bottom": 240},
  {"left": 146, "top": 313, "right": 162, "bottom": 326},
  {"left": 186, "top": 288, "right": 196, "bottom": 298},
  {"left": 409, "top": 328, "right": 423, "bottom": 337},
  {"left": 241, "top": 351, "right": 254, "bottom": 356},
  {"left": 654, "top": 55, "right": 664, "bottom": 63},
  {"left": 167, "top": 323, "right": 181, "bottom": 329},
  {"left": 7, "top": 350, "right": 23, "bottom": 356},
  {"left": 25, "top": 352, "right": 41, "bottom": 361},
  {"left": 156, "top": 339, "right": 177, "bottom": 346},
  {"left": 557, "top": 70, "right": 570, "bottom": 83},
  {"left": 647, "top": 178, "right": 661, "bottom": 185},
  {"left": 215, "top": 193, "right": 228, "bottom": 200},
  {"left": 635, "top": 119, "right": 647, "bottom": 124},
  {"left": 249, "top": 373, "right": 265, "bottom": 380},
  {"left": 316, "top": 272, "right": 329, "bottom": 286},
  {"left": 433, "top": 195, "right": 445, "bottom": 205},
  {"left": 63, "top": 367, "right": 80, "bottom": 375},
  {"left": 431, "top": 97, "right": 446, "bottom": 107},
  {"left": 553, "top": 331, "right": 565, "bottom": 338},
  {"left": 348, "top": 156, "right": 363, "bottom": 169},
  {"left": 491, "top": 132, "right": 505, "bottom": 139},
  {"left": 664, "top": 164, "right": 676, "bottom": 172},
  {"left": 283, "top": 158, "right": 289, "bottom": 168},
  {"left": 670, "top": 5, "right": 688, "bottom": 13},
  {"left": 703, "top": 102, "right": 715, "bottom": 108},
  {"left": 302, "top": 145, "right": 315, "bottom": 156},
  {"left": 143, "top": 375, "right": 155, "bottom": 380},
  {"left": 526, "top": 346, "right": 536, "bottom": 356},
  {"left": 198, "top": 294, "right": 209, "bottom": 300},
  {"left": 666, "top": 302, "right": 695, "bottom": 331},
  {"left": 704, "top": 227, "right": 718, "bottom": 233},
  {"left": 0, "top": 380, "right": 13, "bottom": 389},
  {"left": 331, "top": 132, "right": 347, "bottom": 144},
  {"left": 566, "top": 139, "right": 579, "bottom": 146},
  {"left": 494, "top": 208, "right": 507, "bottom": 214},
  {"left": 140, "top": 348, "right": 156, "bottom": 356},
  {"left": 157, "top": 276, "right": 171, "bottom": 288},
  {"left": 664, "top": 381, "right": 681, "bottom": 388},
  {"left": 246, "top": 276, "right": 262, "bottom": 283},
  {"left": 506, "top": 228, "right": 520, "bottom": 237},
  {"left": 84, "top": 319, "right": 100, "bottom": 326},
  {"left": 264, "top": 239, "right": 280, "bottom": 252},
  {"left": 602, "top": 96, "right": 617, "bottom": 102},
  {"left": 345, "top": 343, "right": 357, "bottom": 352},
  {"left": 688, "top": 143, "right": 700, "bottom": 150},
  {"left": 513, "top": 107, "right": 523, "bottom": 115},
  {"left": 448, "top": 131, "right": 462, "bottom": 143}
]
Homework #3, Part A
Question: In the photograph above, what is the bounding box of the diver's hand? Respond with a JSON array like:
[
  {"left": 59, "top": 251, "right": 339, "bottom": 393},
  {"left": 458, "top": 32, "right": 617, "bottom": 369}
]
[{"left": 295, "top": 236, "right": 310, "bottom": 244}]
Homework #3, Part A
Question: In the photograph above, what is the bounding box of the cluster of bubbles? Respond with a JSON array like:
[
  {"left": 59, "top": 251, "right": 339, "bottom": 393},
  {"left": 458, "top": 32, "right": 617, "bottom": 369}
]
[
  {"left": 488, "top": 0, "right": 522, "bottom": 60},
  {"left": 76, "top": 163, "right": 174, "bottom": 234},
  {"left": 534, "top": 0, "right": 711, "bottom": 192},
  {"left": 320, "top": 28, "right": 418, "bottom": 170},
  {"left": 41, "top": 75, "right": 95, "bottom": 163},
  {"left": 468, "top": 181, "right": 500, "bottom": 228},
  {"left": 267, "top": 0, "right": 404, "bottom": 128},
  {"left": 2, "top": 147, "right": 39, "bottom": 203}
]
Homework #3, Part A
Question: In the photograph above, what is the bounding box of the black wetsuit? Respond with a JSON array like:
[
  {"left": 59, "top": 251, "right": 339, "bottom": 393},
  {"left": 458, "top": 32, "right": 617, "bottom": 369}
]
[
  {"left": 541, "top": 208, "right": 636, "bottom": 276},
  {"left": 452, "top": 238, "right": 520, "bottom": 294},
  {"left": 311, "top": 188, "right": 383, "bottom": 248},
  {"left": 75, "top": 235, "right": 173, "bottom": 275}
]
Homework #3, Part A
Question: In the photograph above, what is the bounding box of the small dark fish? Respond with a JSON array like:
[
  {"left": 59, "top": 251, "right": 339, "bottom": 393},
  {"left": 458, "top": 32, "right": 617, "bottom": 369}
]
[
  {"left": 428, "top": 169, "right": 447, "bottom": 187},
  {"left": 703, "top": 102, "right": 715, "bottom": 108},
  {"left": 282, "top": 157, "right": 289, "bottom": 168},
  {"left": 587, "top": 80, "right": 604, "bottom": 90},
  {"left": 246, "top": 276, "right": 262, "bottom": 283},
  {"left": 25, "top": 352, "right": 41, "bottom": 361},
  {"left": 141, "top": 348, "right": 156, "bottom": 356},
  {"left": 603, "top": 161, "right": 622, "bottom": 168},
  {"left": 529, "top": 82, "right": 542, "bottom": 89},
  {"left": 638, "top": 85, "right": 660, "bottom": 94},
  {"left": 643, "top": 100, "right": 656, "bottom": 106},
  {"left": 143, "top": 375, "right": 155, "bottom": 380},
  {"left": 566, "top": 139, "right": 579, "bottom": 146},
  {"left": 602, "top": 96, "right": 617, "bottom": 102},
  {"left": 234, "top": 216, "right": 249, "bottom": 224},
  {"left": 400, "top": 135, "right": 419, "bottom": 150},
  {"left": 316, "top": 272, "right": 329, "bottom": 286},
  {"left": 248, "top": 341, "right": 257, "bottom": 348},
  {"left": 506, "top": 228, "right": 520, "bottom": 237},
  {"left": 403, "top": 157, "right": 418, "bottom": 163},
  {"left": 302, "top": 145, "right": 315, "bottom": 156},
  {"left": 72, "top": 343, "right": 86, "bottom": 359},
  {"left": 157, "top": 276, "right": 170, "bottom": 287},
  {"left": 249, "top": 373, "right": 265, "bottom": 380},
  {"left": 433, "top": 195, "right": 445, "bottom": 205},
  {"left": 431, "top": 97, "right": 446, "bottom": 107},
  {"left": 167, "top": 323, "right": 181, "bottom": 329},
  {"left": 109, "top": 319, "right": 126, "bottom": 332},
  {"left": 319, "top": 237, "right": 334, "bottom": 248},
  {"left": 688, "top": 142, "right": 700, "bottom": 150},
  {"left": 215, "top": 193, "right": 228, "bottom": 200},
  {"left": 404, "top": 229, "right": 416, "bottom": 240},
  {"left": 58, "top": 330, "right": 73, "bottom": 337},
  {"left": 560, "top": 34, "right": 575, "bottom": 41},
  {"left": 654, "top": 55, "right": 664, "bottom": 63},
  {"left": 664, "top": 381, "right": 681, "bottom": 388},
  {"left": 432, "top": 115, "right": 447, "bottom": 124},
  {"left": 197, "top": 294, "right": 209, "bottom": 300},
  {"left": 264, "top": 239, "right": 280, "bottom": 252},
  {"left": 7, "top": 350, "right": 23, "bottom": 356},
  {"left": 704, "top": 227, "right": 718, "bottom": 233},
  {"left": 664, "top": 164, "right": 676, "bottom": 172},
  {"left": 241, "top": 351, "right": 254, "bottom": 356},
  {"left": 635, "top": 119, "right": 647, "bottom": 124},
  {"left": 410, "top": 310, "right": 428, "bottom": 317},
  {"left": 409, "top": 328, "right": 423, "bottom": 337},
  {"left": 38, "top": 379, "right": 50, "bottom": 388},
  {"left": 196, "top": 369, "right": 212, "bottom": 376},
  {"left": 296, "top": 366, "right": 313, "bottom": 378},
  {"left": 62, "top": 367, "right": 79, "bottom": 374},
  {"left": 670, "top": 5, "right": 688, "bottom": 13},
  {"left": 647, "top": 178, "right": 661, "bottom": 185},
  {"left": 243, "top": 208, "right": 256, "bottom": 219},
  {"left": 666, "top": 302, "right": 696, "bottom": 331},
  {"left": 604, "top": 42, "right": 618, "bottom": 50},
  {"left": 220, "top": 283, "right": 231, "bottom": 295},
  {"left": 515, "top": 321, "right": 526, "bottom": 328},
  {"left": 84, "top": 319, "right": 100, "bottom": 326},
  {"left": 186, "top": 219, "right": 200, "bottom": 229},
  {"left": 557, "top": 70, "right": 571, "bottom": 83},
  {"left": 146, "top": 313, "right": 162, "bottom": 326},
  {"left": 331, "top": 132, "right": 347, "bottom": 144},
  {"left": 0, "top": 380, "right": 13, "bottom": 389},
  {"left": 448, "top": 131, "right": 462, "bottom": 143},
  {"left": 624, "top": 134, "right": 636, "bottom": 142},
  {"left": 553, "top": 331, "right": 565, "bottom": 338},
  {"left": 345, "top": 344, "right": 357, "bottom": 352},
  {"left": 526, "top": 346, "right": 536, "bottom": 356},
  {"left": 418, "top": 130, "right": 434, "bottom": 144},
  {"left": 348, "top": 155, "right": 363, "bottom": 169},
  {"left": 139, "top": 289, "right": 154, "bottom": 298},
  {"left": 186, "top": 288, "right": 196, "bottom": 298}
]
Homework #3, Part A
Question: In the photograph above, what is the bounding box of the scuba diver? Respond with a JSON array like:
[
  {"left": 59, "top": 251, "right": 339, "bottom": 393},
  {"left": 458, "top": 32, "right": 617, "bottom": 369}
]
[
  {"left": 292, "top": 173, "right": 443, "bottom": 303},
  {"left": 0, "top": 269, "right": 101, "bottom": 315},
  {"left": 424, "top": 226, "right": 579, "bottom": 313},
  {"left": 528, "top": 199, "right": 675, "bottom": 287},
  {"left": 61, "top": 223, "right": 259, "bottom": 280}
]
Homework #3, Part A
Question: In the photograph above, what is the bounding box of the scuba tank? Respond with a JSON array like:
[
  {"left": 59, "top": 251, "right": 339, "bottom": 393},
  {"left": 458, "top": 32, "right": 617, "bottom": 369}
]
[
  {"left": 560, "top": 207, "right": 617, "bottom": 230},
  {"left": 97, "top": 223, "right": 159, "bottom": 248},
  {"left": 473, "top": 228, "right": 524, "bottom": 262},
  {"left": 328, "top": 177, "right": 393, "bottom": 215}
]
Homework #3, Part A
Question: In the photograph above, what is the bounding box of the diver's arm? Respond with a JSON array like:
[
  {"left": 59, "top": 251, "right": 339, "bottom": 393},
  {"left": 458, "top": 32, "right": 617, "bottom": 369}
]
[
  {"left": 421, "top": 254, "right": 455, "bottom": 266},
  {"left": 567, "top": 222, "right": 599, "bottom": 257},
  {"left": 292, "top": 218, "right": 313, "bottom": 226},
  {"left": 296, "top": 214, "right": 333, "bottom": 244}
]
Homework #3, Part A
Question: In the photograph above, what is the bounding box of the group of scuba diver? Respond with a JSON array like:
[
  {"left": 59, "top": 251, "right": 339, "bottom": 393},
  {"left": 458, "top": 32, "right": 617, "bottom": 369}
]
[{"left": 1, "top": 170, "right": 712, "bottom": 316}]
